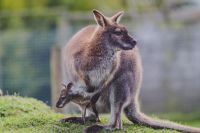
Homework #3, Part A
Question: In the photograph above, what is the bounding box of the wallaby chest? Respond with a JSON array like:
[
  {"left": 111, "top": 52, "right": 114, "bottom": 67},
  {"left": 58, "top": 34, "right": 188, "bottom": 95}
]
[
  {"left": 86, "top": 56, "right": 114, "bottom": 87},
  {"left": 74, "top": 50, "right": 116, "bottom": 89}
]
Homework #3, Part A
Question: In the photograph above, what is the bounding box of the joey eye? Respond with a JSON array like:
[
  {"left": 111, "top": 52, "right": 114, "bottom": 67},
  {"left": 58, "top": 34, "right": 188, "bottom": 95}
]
[{"left": 61, "top": 95, "right": 66, "bottom": 99}]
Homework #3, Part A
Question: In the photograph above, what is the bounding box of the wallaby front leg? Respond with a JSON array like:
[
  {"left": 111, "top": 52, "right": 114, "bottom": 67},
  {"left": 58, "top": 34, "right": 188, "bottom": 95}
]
[
  {"left": 90, "top": 91, "right": 101, "bottom": 122},
  {"left": 82, "top": 107, "right": 87, "bottom": 124},
  {"left": 91, "top": 103, "right": 100, "bottom": 122}
]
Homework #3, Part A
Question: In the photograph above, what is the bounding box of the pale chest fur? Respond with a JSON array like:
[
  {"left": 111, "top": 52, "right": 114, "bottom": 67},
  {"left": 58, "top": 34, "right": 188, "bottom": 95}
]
[{"left": 86, "top": 56, "right": 115, "bottom": 87}]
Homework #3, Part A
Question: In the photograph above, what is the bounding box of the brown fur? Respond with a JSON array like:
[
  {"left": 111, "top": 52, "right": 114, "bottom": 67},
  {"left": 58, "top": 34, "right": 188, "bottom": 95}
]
[{"left": 61, "top": 10, "right": 200, "bottom": 133}]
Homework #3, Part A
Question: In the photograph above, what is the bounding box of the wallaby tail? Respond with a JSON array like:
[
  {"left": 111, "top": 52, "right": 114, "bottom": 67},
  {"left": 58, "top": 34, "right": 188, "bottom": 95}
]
[{"left": 124, "top": 103, "right": 200, "bottom": 133}]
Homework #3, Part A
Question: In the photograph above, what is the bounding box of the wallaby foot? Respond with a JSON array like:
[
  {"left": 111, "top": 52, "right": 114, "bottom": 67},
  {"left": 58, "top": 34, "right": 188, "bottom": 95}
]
[
  {"left": 84, "top": 124, "right": 104, "bottom": 133},
  {"left": 59, "top": 116, "right": 99, "bottom": 124},
  {"left": 87, "top": 114, "right": 101, "bottom": 123},
  {"left": 84, "top": 124, "right": 122, "bottom": 133},
  {"left": 59, "top": 117, "right": 84, "bottom": 124},
  {"left": 104, "top": 124, "right": 122, "bottom": 131}
]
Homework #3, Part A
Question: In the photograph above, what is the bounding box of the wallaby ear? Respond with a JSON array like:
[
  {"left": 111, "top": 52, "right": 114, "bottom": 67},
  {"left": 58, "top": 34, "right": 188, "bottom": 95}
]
[
  {"left": 93, "top": 9, "right": 108, "bottom": 27},
  {"left": 111, "top": 11, "right": 124, "bottom": 23}
]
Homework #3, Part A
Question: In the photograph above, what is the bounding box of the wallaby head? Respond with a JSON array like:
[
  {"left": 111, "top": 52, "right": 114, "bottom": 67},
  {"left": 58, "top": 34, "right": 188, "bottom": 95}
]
[
  {"left": 56, "top": 83, "right": 73, "bottom": 108},
  {"left": 92, "top": 9, "right": 137, "bottom": 50}
]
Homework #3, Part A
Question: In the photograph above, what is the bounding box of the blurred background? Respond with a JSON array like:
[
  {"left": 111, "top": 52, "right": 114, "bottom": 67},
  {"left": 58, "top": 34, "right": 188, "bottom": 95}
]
[{"left": 0, "top": 0, "right": 200, "bottom": 115}]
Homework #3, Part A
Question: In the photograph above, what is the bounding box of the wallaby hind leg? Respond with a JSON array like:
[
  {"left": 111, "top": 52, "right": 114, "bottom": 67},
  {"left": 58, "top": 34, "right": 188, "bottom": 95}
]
[
  {"left": 104, "top": 89, "right": 125, "bottom": 131},
  {"left": 104, "top": 102, "right": 123, "bottom": 131},
  {"left": 104, "top": 79, "right": 130, "bottom": 131}
]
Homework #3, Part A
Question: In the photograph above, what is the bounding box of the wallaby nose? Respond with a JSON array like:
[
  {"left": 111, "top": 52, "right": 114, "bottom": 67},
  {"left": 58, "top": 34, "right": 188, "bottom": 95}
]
[
  {"left": 127, "top": 34, "right": 137, "bottom": 46},
  {"left": 129, "top": 38, "right": 137, "bottom": 48},
  {"left": 132, "top": 39, "right": 137, "bottom": 46}
]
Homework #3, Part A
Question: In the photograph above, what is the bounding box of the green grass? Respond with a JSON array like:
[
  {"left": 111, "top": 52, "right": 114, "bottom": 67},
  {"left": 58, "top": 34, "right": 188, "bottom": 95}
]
[
  {"left": 0, "top": 96, "right": 199, "bottom": 133},
  {"left": 155, "top": 112, "right": 200, "bottom": 128}
]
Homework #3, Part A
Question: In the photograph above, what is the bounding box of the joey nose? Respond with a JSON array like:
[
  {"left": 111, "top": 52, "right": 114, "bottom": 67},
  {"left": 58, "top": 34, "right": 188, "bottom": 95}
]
[
  {"left": 56, "top": 104, "right": 64, "bottom": 108},
  {"left": 56, "top": 102, "right": 60, "bottom": 108},
  {"left": 56, "top": 101, "right": 63, "bottom": 108}
]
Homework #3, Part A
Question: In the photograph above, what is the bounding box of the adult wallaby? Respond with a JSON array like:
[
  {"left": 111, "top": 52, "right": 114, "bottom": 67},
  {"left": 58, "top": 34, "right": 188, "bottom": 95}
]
[{"left": 62, "top": 9, "right": 200, "bottom": 133}]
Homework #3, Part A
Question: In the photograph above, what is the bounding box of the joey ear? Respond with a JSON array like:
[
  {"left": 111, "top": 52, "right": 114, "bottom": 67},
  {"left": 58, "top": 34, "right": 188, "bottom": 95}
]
[
  {"left": 62, "top": 82, "right": 73, "bottom": 90},
  {"left": 67, "top": 82, "right": 73, "bottom": 89},
  {"left": 111, "top": 11, "right": 124, "bottom": 23},
  {"left": 61, "top": 83, "right": 67, "bottom": 89},
  {"left": 93, "top": 9, "right": 108, "bottom": 27}
]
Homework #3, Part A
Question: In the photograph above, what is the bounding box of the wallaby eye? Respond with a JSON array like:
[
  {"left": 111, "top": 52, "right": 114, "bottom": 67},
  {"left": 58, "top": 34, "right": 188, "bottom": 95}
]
[{"left": 114, "top": 28, "right": 122, "bottom": 35}]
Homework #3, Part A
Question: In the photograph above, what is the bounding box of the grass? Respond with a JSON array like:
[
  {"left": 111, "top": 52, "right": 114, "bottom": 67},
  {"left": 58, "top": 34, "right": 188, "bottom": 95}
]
[
  {"left": 0, "top": 96, "right": 199, "bottom": 133},
  {"left": 156, "top": 112, "right": 200, "bottom": 128}
]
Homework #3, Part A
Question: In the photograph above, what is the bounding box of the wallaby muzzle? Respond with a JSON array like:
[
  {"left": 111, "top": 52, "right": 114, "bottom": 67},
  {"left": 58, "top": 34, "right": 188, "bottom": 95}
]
[{"left": 56, "top": 95, "right": 71, "bottom": 108}]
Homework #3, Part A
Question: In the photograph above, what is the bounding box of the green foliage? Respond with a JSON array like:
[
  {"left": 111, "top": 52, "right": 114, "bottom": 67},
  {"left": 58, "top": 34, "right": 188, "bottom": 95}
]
[
  {"left": 0, "top": 0, "right": 127, "bottom": 12},
  {"left": 0, "top": 0, "right": 49, "bottom": 12},
  {"left": 1, "top": 95, "right": 200, "bottom": 133}
]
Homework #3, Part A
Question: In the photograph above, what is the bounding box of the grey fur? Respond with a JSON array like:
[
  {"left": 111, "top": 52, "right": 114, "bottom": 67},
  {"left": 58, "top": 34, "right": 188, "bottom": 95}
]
[{"left": 62, "top": 10, "right": 200, "bottom": 133}]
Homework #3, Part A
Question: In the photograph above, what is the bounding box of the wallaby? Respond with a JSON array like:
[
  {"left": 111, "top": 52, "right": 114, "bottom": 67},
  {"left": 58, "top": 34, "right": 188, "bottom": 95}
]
[
  {"left": 61, "top": 9, "right": 200, "bottom": 133},
  {"left": 56, "top": 82, "right": 100, "bottom": 123}
]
